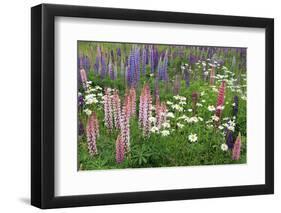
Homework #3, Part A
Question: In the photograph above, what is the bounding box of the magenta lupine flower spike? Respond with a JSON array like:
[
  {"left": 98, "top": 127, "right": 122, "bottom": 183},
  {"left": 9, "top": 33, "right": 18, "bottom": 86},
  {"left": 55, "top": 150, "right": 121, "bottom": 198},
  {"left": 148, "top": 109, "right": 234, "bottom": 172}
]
[
  {"left": 86, "top": 112, "right": 99, "bottom": 155},
  {"left": 115, "top": 134, "right": 125, "bottom": 164},
  {"left": 112, "top": 90, "right": 122, "bottom": 129},
  {"left": 121, "top": 94, "right": 131, "bottom": 152},
  {"left": 79, "top": 68, "right": 88, "bottom": 89},
  {"left": 232, "top": 133, "right": 241, "bottom": 160},
  {"left": 104, "top": 88, "right": 113, "bottom": 131},
  {"left": 215, "top": 80, "right": 226, "bottom": 118}
]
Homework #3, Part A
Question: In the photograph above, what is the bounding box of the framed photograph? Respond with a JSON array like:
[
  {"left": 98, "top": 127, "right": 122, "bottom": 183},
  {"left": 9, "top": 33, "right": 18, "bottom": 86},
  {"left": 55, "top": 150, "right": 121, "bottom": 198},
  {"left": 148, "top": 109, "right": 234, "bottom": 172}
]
[{"left": 31, "top": 3, "right": 274, "bottom": 209}]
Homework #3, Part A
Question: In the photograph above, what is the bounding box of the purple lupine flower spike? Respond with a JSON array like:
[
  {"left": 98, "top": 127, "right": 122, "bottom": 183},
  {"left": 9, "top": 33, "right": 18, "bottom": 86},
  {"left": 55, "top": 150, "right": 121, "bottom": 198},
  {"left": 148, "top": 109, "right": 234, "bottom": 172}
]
[
  {"left": 78, "top": 93, "right": 84, "bottom": 109},
  {"left": 100, "top": 54, "right": 107, "bottom": 79},
  {"left": 117, "top": 47, "right": 121, "bottom": 57},
  {"left": 142, "top": 47, "right": 146, "bottom": 75},
  {"left": 226, "top": 130, "right": 234, "bottom": 149}
]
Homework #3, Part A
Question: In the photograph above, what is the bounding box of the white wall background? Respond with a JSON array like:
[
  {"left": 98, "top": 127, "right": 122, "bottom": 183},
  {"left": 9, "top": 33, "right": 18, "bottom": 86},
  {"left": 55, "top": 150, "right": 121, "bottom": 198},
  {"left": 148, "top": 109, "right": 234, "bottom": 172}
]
[{"left": 0, "top": 0, "right": 279, "bottom": 212}]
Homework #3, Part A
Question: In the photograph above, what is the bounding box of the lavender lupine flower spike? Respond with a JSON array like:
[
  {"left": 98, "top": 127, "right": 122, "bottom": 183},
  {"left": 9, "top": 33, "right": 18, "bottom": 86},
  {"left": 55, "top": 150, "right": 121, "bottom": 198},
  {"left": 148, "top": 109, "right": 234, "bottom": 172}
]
[
  {"left": 117, "top": 47, "right": 121, "bottom": 57},
  {"left": 150, "top": 46, "right": 154, "bottom": 73},
  {"left": 78, "top": 93, "right": 84, "bottom": 110},
  {"left": 184, "top": 67, "right": 190, "bottom": 88},
  {"left": 127, "top": 50, "right": 136, "bottom": 87},
  {"left": 94, "top": 55, "right": 100, "bottom": 75},
  {"left": 162, "top": 50, "right": 169, "bottom": 81},
  {"left": 142, "top": 47, "right": 146, "bottom": 75},
  {"left": 135, "top": 47, "right": 141, "bottom": 83},
  {"left": 100, "top": 54, "right": 107, "bottom": 79},
  {"left": 108, "top": 60, "right": 115, "bottom": 80}
]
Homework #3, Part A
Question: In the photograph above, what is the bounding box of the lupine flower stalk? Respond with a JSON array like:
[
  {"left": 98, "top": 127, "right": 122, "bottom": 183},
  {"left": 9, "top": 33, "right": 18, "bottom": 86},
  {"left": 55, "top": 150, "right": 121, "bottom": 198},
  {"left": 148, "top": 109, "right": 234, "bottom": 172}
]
[
  {"left": 108, "top": 60, "right": 115, "bottom": 80},
  {"left": 226, "top": 130, "right": 234, "bottom": 149},
  {"left": 232, "top": 133, "right": 241, "bottom": 160},
  {"left": 78, "top": 93, "right": 84, "bottom": 110},
  {"left": 127, "top": 50, "right": 136, "bottom": 87},
  {"left": 135, "top": 47, "right": 141, "bottom": 83},
  {"left": 100, "top": 54, "right": 107, "bottom": 79},
  {"left": 104, "top": 88, "right": 113, "bottom": 131},
  {"left": 215, "top": 80, "right": 226, "bottom": 119},
  {"left": 184, "top": 68, "right": 190, "bottom": 88},
  {"left": 121, "top": 94, "right": 131, "bottom": 152},
  {"left": 79, "top": 68, "right": 88, "bottom": 89},
  {"left": 139, "top": 84, "right": 152, "bottom": 136},
  {"left": 142, "top": 47, "right": 147, "bottom": 75},
  {"left": 86, "top": 112, "right": 99, "bottom": 155},
  {"left": 150, "top": 46, "right": 154, "bottom": 73},
  {"left": 155, "top": 96, "right": 167, "bottom": 129},
  {"left": 155, "top": 96, "right": 161, "bottom": 129},
  {"left": 115, "top": 134, "right": 125, "bottom": 163},
  {"left": 112, "top": 90, "right": 122, "bottom": 129}
]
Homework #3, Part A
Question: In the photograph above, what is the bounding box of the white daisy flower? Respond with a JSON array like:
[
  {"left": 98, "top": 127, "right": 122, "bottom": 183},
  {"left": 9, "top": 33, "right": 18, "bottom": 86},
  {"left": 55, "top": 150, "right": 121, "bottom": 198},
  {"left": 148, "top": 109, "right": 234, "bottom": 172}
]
[
  {"left": 190, "top": 117, "right": 199, "bottom": 123},
  {"left": 188, "top": 133, "right": 198, "bottom": 143},
  {"left": 173, "top": 95, "right": 181, "bottom": 100},
  {"left": 179, "top": 101, "right": 186, "bottom": 105},
  {"left": 161, "top": 130, "right": 170, "bottom": 136},
  {"left": 218, "top": 125, "right": 224, "bottom": 130},
  {"left": 196, "top": 103, "right": 203, "bottom": 107},
  {"left": 162, "top": 122, "right": 171, "bottom": 129},
  {"left": 149, "top": 117, "right": 157, "bottom": 123},
  {"left": 83, "top": 108, "right": 92, "bottom": 116},
  {"left": 166, "top": 112, "right": 175, "bottom": 118},
  {"left": 188, "top": 109, "right": 193, "bottom": 112},
  {"left": 221, "top": 144, "right": 228, "bottom": 151},
  {"left": 207, "top": 124, "right": 213, "bottom": 129},
  {"left": 208, "top": 105, "right": 216, "bottom": 112},
  {"left": 198, "top": 117, "right": 203, "bottom": 121},
  {"left": 95, "top": 85, "right": 102, "bottom": 90},
  {"left": 150, "top": 126, "right": 159, "bottom": 133},
  {"left": 166, "top": 101, "right": 173, "bottom": 105},
  {"left": 179, "top": 97, "right": 186, "bottom": 101},
  {"left": 211, "top": 115, "right": 220, "bottom": 122},
  {"left": 177, "top": 115, "right": 188, "bottom": 120},
  {"left": 177, "top": 123, "right": 184, "bottom": 129}
]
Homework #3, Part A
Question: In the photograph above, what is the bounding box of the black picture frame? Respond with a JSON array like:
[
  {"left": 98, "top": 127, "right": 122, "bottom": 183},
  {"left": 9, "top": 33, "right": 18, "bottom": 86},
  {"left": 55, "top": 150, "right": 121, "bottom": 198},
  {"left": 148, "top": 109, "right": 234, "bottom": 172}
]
[{"left": 31, "top": 3, "right": 274, "bottom": 209}]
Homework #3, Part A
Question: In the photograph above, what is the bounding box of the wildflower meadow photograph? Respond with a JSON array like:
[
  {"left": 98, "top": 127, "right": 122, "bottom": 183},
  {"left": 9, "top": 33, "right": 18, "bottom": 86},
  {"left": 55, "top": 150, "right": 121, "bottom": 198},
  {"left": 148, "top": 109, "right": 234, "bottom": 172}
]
[{"left": 77, "top": 41, "right": 247, "bottom": 170}]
